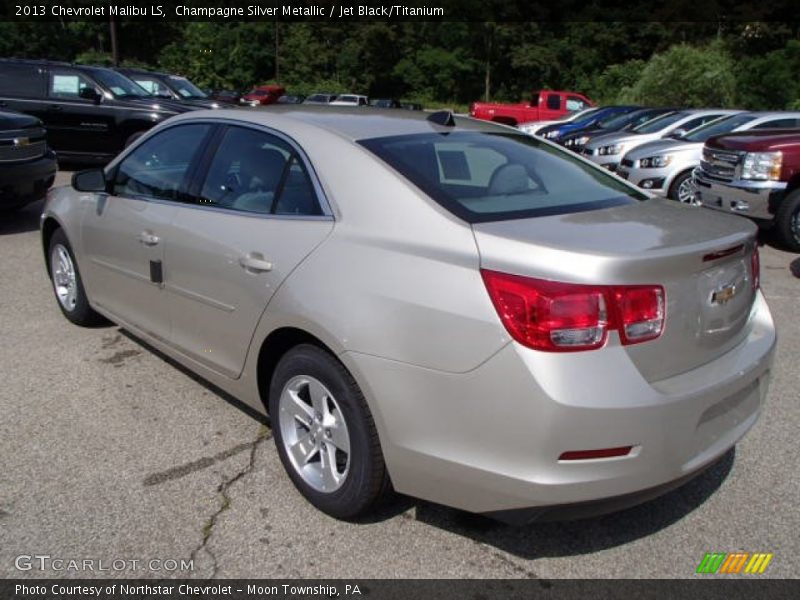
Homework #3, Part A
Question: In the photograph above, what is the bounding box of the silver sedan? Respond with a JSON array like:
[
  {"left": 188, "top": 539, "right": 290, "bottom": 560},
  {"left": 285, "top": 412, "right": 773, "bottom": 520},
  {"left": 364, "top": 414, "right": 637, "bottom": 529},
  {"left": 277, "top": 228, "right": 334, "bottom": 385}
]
[{"left": 41, "top": 107, "right": 776, "bottom": 524}]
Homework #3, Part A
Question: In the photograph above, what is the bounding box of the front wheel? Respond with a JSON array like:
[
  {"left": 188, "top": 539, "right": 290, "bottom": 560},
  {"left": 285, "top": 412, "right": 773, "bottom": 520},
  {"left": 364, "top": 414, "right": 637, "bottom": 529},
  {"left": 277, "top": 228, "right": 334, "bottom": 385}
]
[
  {"left": 49, "top": 229, "right": 106, "bottom": 326},
  {"left": 668, "top": 171, "right": 699, "bottom": 205},
  {"left": 269, "top": 344, "right": 390, "bottom": 519},
  {"left": 775, "top": 189, "right": 800, "bottom": 253}
]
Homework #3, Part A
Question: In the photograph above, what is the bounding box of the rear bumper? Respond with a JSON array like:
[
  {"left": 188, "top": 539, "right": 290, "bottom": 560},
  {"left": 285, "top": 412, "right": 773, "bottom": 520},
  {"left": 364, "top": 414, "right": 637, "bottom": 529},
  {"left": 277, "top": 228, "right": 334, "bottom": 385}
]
[
  {"left": 0, "top": 150, "right": 57, "bottom": 209},
  {"left": 693, "top": 169, "right": 785, "bottom": 221},
  {"left": 346, "top": 291, "right": 776, "bottom": 518}
]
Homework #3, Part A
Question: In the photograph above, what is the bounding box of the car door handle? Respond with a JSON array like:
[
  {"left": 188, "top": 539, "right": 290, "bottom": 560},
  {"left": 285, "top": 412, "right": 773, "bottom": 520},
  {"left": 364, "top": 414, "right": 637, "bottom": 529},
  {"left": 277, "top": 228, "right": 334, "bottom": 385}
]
[
  {"left": 239, "top": 253, "right": 273, "bottom": 273},
  {"left": 47, "top": 104, "right": 62, "bottom": 112},
  {"left": 138, "top": 231, "right": 160, "bottom": 246}
]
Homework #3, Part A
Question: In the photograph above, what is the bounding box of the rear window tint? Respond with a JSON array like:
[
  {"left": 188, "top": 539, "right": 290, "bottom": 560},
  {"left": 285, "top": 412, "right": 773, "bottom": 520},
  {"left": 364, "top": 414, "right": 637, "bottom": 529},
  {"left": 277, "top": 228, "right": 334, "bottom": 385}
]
[{"left": 359, "top": 132, "right": 645, "bottom": 224}]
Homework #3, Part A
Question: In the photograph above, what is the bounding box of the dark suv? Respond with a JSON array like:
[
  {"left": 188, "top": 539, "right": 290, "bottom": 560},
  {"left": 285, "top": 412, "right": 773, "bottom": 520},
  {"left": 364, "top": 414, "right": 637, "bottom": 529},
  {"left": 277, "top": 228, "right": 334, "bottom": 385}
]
[
  {"left": 0, "top": 109, "right": 56, "bottom": 212},
  {"left": 115, "top": 68, "right": 220, "bottom": 109},
  {"left": 0, "top": 59, "right": 196, "bottom": 163}
]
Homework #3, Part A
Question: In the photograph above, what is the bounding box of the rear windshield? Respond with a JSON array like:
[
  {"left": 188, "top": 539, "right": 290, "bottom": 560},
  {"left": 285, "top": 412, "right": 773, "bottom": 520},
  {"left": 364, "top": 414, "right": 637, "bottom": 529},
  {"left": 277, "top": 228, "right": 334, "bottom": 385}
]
[{"left": 359, "top": 132, "right": 646, "bottom": 223}]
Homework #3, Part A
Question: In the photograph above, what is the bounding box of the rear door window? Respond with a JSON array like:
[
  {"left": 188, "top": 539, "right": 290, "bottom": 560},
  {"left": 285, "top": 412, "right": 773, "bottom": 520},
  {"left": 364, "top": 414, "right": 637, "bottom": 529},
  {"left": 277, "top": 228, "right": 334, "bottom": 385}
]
[
  {"left": 546, "top": 94, "right": 561, "bottom": 110},
  {"left": 753, "top": 118, "right": 800, "bottom": 129},
  {"left": 197, "top": 126, "right": 321, "bottom": 216},
  {"left": 0, "top": 63, "right": 44, "bottom": 97}
]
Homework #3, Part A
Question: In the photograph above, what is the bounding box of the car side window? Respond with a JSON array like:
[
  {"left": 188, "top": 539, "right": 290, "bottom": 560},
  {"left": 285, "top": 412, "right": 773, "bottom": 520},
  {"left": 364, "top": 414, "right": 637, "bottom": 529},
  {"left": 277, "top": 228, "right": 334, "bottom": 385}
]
[
  {"left": 681, "top": 115, "right": 724, "bottom": 131},
  {"left": 0, "top": 64, "right": 44, "bottom": 97},
  {"left": 134, "top": 77, "right": 171, "bottom": 97},
  {"left": 546, "top": 94, "right": 561, "bottom": 110},
  {"left": 753, "top": 118, "right": 799, "bottom": 129},
  {"left": 112, "top": 124, "right": 211, "bottom": 201},
  {"left": 49, "top": 70, "right": 96, "bottom": 99},
  {"left": 198, "top": 126, "right": 322, "bottom": 216},
  {"left": 566, "top": 96, "right": 586, "bottom": 111}
]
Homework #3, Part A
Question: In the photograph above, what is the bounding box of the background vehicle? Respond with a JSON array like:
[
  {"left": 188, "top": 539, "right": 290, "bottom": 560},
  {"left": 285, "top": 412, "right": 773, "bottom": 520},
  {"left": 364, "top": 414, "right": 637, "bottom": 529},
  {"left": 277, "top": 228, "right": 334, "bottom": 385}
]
[
  {"left": 241, "top": 85, "right": 285, "bottom": 106},
  {"left": 43, "top": 107, "right": 774, "bottom": 524},
  {"left": 535, "top": 105, "right": 640, "bottom": 142},
  {"left": 370, "top": 98, "right": 402, "bottom": 109},
  {"left": 276, "top": 94, "right": 306, "bottom": 105},
  {"left": 116, "top": 68, "right": 220, "bottom": 109},
  {"left": 0, "top": 59, "right": 191, "bottom": 163},
  {"left": 695, "top": 129, "right": 800, "bottom": 251},
  {"left": 304, "top": 93, "right": 338, "bottom": 105},
  {"left": 582, "top": 109, "right": 738, "bottom": 170},
  {"left": 620, "top": 111, "right": 800, "bottom": 204},
  {"left": 518, "top": 106, "right": 601, "bottom": 136},
  {"left": 330, "top": 94, "right": 369, "bottom": 107},
  {"left": 469, "top": 90, "right": 594, "bottom": 126},
  {"left": 400, "top": 102, "right": 423, "bottom": 111},
  {"left": 559, "top": 107, "right": 677, "bottom": 152},
  {"left": 0, "top": 109, "right": 56, "bottom": 212},
  {"left": 208, "top": 89, "right": 242, "bottom": 105}
]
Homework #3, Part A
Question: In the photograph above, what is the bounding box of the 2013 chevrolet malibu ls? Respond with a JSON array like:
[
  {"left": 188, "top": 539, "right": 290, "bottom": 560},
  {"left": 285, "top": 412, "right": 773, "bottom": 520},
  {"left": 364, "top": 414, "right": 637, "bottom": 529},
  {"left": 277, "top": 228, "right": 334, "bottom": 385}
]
[{"left": 41, "top": 107, "right": 776, "bottom": 524}]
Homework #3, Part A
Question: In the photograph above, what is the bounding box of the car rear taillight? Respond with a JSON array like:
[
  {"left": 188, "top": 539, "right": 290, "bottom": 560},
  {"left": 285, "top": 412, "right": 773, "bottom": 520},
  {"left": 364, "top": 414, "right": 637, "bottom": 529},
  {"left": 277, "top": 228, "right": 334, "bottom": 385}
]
[
  {"left": 481, "top": 270, "right": 665, "bottom": 352},
  {"left": 750, "top": 246, "right": 760, "bottom": 291}
]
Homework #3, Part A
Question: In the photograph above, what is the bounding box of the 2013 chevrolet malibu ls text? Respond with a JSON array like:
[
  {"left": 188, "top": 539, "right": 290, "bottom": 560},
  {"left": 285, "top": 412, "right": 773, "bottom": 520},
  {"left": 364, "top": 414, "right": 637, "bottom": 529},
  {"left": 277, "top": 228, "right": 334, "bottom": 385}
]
[{"left": 40, "top": 107, "right": 776, "bottom": 524}]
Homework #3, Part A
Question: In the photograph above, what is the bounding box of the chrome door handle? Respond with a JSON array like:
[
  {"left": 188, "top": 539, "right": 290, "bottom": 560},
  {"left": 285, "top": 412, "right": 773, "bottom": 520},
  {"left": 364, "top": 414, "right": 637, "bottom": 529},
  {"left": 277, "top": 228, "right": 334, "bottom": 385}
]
[
  {"left": 138, "top": 231, "right": 160, "bottom": 246},
  {"left": 239, "top": 253, "right": 273, "bottom": 273}
]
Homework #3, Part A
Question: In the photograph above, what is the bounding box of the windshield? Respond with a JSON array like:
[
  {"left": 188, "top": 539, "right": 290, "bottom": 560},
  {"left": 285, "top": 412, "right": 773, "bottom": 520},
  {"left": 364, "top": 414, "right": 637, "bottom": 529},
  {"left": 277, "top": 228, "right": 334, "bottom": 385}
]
[
  {"left": 682, "top": 114, "right": 756, "bottom": 142},
  {"left": 632, "top": 111, "right": 687, "bottom": 134},
  {"left": 597, "top": 109, "right": 649, "bottom": 130},
  {"left": 359, "top": 131, "right": 645, "bottom": 224},
  {"left": 166, "top": 75, "right": 207, "bottom": 99},
  {"left": 91, "top": 70, "right": 150, "bottom": 98}
]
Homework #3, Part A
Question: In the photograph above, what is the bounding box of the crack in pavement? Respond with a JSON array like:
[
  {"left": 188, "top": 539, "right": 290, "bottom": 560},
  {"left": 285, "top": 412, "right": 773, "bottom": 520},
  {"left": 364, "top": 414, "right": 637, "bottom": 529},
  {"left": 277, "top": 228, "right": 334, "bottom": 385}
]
[{"left": 191, "top": 425, "right": 271, "bottom": 578}]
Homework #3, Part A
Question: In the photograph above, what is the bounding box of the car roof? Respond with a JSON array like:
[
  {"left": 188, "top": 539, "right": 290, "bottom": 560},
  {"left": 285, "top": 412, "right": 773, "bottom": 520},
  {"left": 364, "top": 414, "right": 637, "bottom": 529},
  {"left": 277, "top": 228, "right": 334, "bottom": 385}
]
[{"left": 169, "top": 105, "right": 512, "bottom": 141}]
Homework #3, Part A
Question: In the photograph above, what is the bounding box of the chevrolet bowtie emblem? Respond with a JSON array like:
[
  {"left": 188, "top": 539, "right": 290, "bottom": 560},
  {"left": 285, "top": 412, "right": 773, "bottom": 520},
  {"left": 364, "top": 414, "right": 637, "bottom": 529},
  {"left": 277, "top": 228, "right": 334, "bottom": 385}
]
[
  {"left": 13, "top": 137, "right": 30, "bottom": 147},
  {"left": 711, "top": 283, "right": 737, "bottom": 305}
]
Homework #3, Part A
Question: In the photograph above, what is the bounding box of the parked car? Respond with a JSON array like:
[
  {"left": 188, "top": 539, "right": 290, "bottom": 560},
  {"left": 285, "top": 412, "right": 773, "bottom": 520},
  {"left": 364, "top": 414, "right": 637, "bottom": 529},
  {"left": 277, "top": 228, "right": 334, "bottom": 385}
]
[
  {"left": 582, "top": 109, "right": 738, "bottom": 170},
  {"left": 694, "top": 129, "right": 800, "bottom": 251},
  {"left": 43, "top": 107, "right": 774, "bottom": 523},
  {"left": 370, "top": 98, "right": 402, "bottom": 109},
  {"left": 115, "top": 68, "right": 220, "bottom": 109},
  {"left": 241, "top": 85, "right": 285, "bottom": 106},
  {"left": 0, "top": 59, "right": 193, "bottom": 163},
  {"left": 559, "top": 107, "right": 678, "bottom": 152},
  {"left": 469, "top": 90, "right": 594, "bottom": 126},
  {"left": 330, "top": 94, "right": 369, "bottom": 107},
  {"left": 276, "top": 94, "right": 306, "bottom": 105},
  {"left": 303, "top": 93, "right": 338, "bottom": 106},
  {"left": 620, "top": 111, "right": 800, "bottom": 204},
  {"left": 518, "top": 106, "right": 601, "bottom": 136},
  {"left": 0, "top": 110, "right": 57, "bottom": 212},
  {"left": 535, "top": 105, "right": 641, "bottom": 142},
  {"left": 209, "top": 89, "right": 243, "bottom": 105},
  {"left": 400, "top": 102, "right": 423, "bottom": 111}
]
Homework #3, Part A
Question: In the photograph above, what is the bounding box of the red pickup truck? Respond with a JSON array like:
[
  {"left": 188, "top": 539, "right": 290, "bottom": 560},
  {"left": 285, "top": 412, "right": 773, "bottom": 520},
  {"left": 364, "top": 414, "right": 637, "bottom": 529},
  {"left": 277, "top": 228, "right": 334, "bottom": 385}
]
[
  {"left": 469, "top": 90, "right": 594, "bottom": 126},
  {"left": 694, "top": 130, "right": 800, "bottom": 251}
]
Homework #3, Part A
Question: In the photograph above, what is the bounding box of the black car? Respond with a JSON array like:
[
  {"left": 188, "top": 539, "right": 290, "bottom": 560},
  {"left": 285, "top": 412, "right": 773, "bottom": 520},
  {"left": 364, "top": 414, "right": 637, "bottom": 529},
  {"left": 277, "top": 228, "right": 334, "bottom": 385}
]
[
  {"left": 0, "top": 110, "right": 57, "bottom": 212},
  {"left": 400, "top": 102, "right": 423, "bottom": 111},
  {"left": 370, "top": 98, "right": 402, "bottom": 109},
  {"left": 276, "top": 94, "right": 305, "bottom": 105},
  {"left": 559, "top": 107, "right": 679, "bottom": 152},
  {"left": 0, "top": 59, "right": 196, "bottom": 163},
  {"left": 115, "top": 68, "right": 220, "bottom": 109},
  {"left": 208, "top": 89, "right": 242, "bottom": 105}
]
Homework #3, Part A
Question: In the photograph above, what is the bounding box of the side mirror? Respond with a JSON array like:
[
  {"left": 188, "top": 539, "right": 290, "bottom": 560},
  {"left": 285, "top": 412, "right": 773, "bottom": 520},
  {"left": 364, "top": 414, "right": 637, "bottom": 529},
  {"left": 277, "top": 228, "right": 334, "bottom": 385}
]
[
  {"left": 72, "top": 169, "right": 107, "bottom": 193},
  {"left": 79, "top": 87, "right": 102, "bottom": 104},
  {"left": 671, "top": 128, "right": 687, "bottom": 138}
]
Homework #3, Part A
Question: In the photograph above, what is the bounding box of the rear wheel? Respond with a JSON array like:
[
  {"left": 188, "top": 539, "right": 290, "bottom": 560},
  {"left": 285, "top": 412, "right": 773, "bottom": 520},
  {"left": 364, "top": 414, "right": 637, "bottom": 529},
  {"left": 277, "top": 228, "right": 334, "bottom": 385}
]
[
  {"left": 269, "top": 344, "right": 389, "bottom": 519},
  {"left": 775, "top": 189, "right": 800, "bottom": 253},
  {"left": 48, "top": 229, "right": 105, "bottom": 326},
  {"left": 668, "top": 171, "right": 698, "bottom": 205}
]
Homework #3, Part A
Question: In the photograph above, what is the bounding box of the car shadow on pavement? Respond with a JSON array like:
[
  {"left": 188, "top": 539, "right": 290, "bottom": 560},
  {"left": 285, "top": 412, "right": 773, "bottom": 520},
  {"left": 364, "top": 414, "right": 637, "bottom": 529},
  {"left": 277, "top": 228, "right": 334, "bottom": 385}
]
[
  {"left": 790, "top": 257, "right": 800, "bottom": 278},
  {"left": 408, "top": 448, "right": 735, "bottom": 559},
  {"left": 118, "top": 329, "right": 270, "bottom": 426},
  {"left": 0, "top": 199, "right": 43, "bottom": 235}
]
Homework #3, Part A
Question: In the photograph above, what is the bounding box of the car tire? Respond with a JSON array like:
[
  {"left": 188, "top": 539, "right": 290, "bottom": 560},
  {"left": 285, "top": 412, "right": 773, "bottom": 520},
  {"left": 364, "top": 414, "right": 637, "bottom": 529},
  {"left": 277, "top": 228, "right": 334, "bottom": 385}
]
[
  {"left": 124, "top": 131, "right": 146, "bottom": 148},
  {"left": 48, "top": 229, "right": 106, "bottom": 326},
  {"left": 775, "top": 189, "right": 800, "bottom": 253},
  {"left": 269, "top": 344, "right": 390, "bottom": 519},
  {"left": 668, "top": 170, "right": 697, "bottom": 205}
]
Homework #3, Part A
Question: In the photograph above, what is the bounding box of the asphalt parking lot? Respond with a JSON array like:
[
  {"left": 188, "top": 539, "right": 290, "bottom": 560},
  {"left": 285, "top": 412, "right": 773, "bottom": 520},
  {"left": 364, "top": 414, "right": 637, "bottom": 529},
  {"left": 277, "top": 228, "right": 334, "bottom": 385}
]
[{"left": 1, "top": 170, "right": 798, "bottom": 579}]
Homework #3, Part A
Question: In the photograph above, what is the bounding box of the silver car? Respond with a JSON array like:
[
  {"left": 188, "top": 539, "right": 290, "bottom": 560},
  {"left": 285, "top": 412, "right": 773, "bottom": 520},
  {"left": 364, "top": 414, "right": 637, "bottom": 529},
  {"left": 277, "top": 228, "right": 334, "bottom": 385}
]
[
  {"left": 618, "top": 112, "right": 800, "bottom": 203},
  {"left": 42, "top": 107, "right": 775, "bottom": 523},
  {"left": 582, "top": 109, "right": 739, "bottom": 170}
]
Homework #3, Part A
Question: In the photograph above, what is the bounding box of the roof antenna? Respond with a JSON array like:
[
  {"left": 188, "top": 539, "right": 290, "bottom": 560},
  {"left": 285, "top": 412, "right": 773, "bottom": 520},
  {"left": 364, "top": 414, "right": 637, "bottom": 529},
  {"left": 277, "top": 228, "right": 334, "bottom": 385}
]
[{"left": 427, "top": 110, "right": 456, "bottom": 127}]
